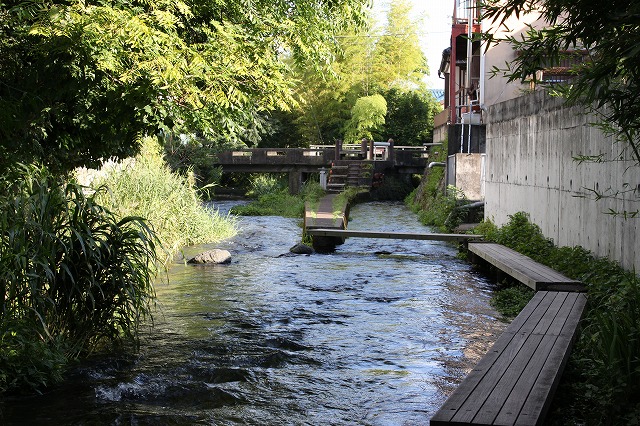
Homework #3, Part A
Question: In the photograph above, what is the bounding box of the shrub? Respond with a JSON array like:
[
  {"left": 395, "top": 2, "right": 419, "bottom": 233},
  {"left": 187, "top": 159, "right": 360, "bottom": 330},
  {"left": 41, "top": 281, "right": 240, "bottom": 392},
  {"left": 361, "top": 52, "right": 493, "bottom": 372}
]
[
  {"left": 475, "top": 212, "right": 554, "bottom": 261},
  {"left": 246, "top": 173, "right": 285, "bottom": 198},
  {"left": 232, "top": 180, "right": 326, "bottom": 217},
  {"left": 409, "top": 184, "right": 464, "bottom": 232},
  {"left": 0, "top": 164, "right": 158, "bottom": 393}
]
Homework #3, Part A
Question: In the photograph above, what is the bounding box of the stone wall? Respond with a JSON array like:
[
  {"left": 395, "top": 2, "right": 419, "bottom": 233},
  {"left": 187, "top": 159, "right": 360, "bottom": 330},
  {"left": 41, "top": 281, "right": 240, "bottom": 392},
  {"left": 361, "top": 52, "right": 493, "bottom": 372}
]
[{"left": 484, "top": 90, "right": 640, "bottom": 272}]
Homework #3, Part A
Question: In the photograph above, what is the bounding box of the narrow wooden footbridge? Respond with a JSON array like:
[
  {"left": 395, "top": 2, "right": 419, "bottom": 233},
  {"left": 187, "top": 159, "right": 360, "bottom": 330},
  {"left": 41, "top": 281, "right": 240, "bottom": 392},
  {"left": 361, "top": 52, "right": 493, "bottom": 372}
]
[
  {"left": 303, "top": 194, "right": 481, "bottom": 252},
  {"left": 304, "top": 195, "right": 588, "bottom": 426}
]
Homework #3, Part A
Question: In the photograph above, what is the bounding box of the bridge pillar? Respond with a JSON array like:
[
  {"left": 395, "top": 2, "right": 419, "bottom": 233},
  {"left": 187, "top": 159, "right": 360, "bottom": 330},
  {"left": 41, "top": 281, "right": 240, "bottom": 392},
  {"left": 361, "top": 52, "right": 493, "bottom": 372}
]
[{"left": 288, "top": 169, "right": 302, "bottom": 194}]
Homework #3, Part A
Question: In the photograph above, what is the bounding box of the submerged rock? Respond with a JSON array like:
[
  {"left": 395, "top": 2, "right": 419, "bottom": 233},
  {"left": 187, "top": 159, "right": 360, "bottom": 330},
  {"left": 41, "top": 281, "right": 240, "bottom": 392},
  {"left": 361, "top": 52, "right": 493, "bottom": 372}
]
[
  {"left": 289, "top": 243, "right": 314, "bottom": 255},
  {"left": 188, "top": 249, "right": 232, "bottom": 264}
]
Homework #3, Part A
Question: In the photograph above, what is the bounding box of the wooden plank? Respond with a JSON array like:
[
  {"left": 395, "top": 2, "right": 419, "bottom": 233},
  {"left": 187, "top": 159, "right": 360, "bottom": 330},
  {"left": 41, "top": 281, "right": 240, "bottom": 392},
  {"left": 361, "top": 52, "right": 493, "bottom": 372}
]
[
  {"left": 430, "top": 292, "right": 554, "bottom": 424},
  {"left": 531, "top": 292, "right": 570, "bottom": 335},
  {"left": 446, "top": 293, "right": 558, "bottom": 423},
  {"left": 477, "top": 246, "right": 575, "bottom": 285},
  {"left": 305, "top": 228, "right": 483, "bottom": 242},
  {"left": 470, "top": 243, "right": 567, "bottom": 282},
  {"left": 513, "top": 293, "right": 587, "bottom": 425},
  {"left": 468, "top": 243, "right": 584, "bottom": 291},
  {"left": 304, "top": 194, "right": 345, "bottom": 229},
  {"left": 469, "top": 333, "right": 548, "bottom": 425},
  {"left": 487, "top": 294, "right": 577, "bottom": 424},
  {"left": 471, "top": 245, "right": 564, "bottom": 283},
  {"left": 491, "top": 334, "right": 558, "bottom": 426},
  {"left": 430, "top": 292, "right": 587, "bottom": 426}
]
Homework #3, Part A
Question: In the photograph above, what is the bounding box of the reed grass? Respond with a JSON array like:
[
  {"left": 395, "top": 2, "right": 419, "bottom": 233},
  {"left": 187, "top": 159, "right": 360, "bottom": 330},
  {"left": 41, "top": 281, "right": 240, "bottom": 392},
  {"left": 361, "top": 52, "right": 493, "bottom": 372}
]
[
  {"left": 231, "top": 178, "right": 326, "bottom": 218},
  {"left": 94, "top": 138, "right": 237, "bottom": 263},
  {"left": 0, "top": 164, "right": 158, "bottom": 393}
]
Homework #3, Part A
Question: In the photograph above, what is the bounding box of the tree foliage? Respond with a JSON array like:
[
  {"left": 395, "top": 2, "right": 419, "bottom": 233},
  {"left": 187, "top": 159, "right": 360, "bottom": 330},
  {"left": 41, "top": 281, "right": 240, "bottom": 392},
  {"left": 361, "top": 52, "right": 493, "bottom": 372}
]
[
  {"left": 290, "top": 0, "right": 432, "bottom": 146},
  {"left": 383, "top": 88, "right": 440, "bottom": 145},
  {"left": 344, "top": 93, "right": 387, "bottom": 143},
  {"left": 482, "top": 0, "right": 640, "bottom": 164},
  {"left": 291, "top": 25, "right": 374, "bottom": 145},
  {"left": 0, "top": 0, "right": 369, "bottom": 173},
  {"left": 371, "top": 0, "right": 428, "bottom": 91}
]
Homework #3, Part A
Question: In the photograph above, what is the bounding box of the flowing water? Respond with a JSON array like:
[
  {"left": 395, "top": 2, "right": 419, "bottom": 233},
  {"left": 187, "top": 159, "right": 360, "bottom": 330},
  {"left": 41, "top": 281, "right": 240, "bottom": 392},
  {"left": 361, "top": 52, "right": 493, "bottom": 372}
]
[{"left": 1, "top": 201, "right": 505, "bottom": 425}]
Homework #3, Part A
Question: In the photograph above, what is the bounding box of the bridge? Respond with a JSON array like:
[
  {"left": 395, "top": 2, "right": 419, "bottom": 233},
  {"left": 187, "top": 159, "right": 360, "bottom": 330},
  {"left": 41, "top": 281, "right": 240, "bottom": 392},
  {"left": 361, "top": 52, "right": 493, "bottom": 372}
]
[{"left": 213, "top": 141, "right": 433, "bottom": 193}]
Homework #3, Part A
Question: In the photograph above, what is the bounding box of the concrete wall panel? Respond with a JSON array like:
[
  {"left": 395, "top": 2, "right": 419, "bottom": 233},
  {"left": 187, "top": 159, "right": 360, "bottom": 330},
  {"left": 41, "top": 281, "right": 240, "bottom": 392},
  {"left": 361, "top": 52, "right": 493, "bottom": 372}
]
[{"left": 485, "top": 91, "right": 640, "bottom": 272}]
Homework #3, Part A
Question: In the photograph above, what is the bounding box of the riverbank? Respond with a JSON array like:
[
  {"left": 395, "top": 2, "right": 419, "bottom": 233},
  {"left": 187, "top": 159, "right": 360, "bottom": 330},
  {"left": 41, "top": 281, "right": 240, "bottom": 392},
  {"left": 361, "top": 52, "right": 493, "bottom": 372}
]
[
  {"left": 407, "top": 147, "right": 639, "bottom": 423},
  {"left": 0, "top": 139, "right": 238, "bottom": 396}
]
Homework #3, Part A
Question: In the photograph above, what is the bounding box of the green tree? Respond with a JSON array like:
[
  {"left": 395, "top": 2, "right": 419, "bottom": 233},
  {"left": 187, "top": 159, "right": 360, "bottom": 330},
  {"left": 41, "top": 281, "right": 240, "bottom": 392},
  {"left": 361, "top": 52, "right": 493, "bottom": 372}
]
[
  {"left": 0, "top": 0, "right": 369, "bottom": 174},
  {"left": 482, "top": 0, "right": 640, "bottom": 164},
  {"left": 344, "top": 93, "right": 388, "bottom": 143},
  {"left": 291, "top": 25, "right": 375, "bottom": 146},
  {"left": 285, "top": 0, "right": 432, "bottom": 147},
  {"left": 371, "top": 0, "right": 428, "bottom": 91},
  {"left": 383, "top": 88, "right": 441, "bottom": 145}
]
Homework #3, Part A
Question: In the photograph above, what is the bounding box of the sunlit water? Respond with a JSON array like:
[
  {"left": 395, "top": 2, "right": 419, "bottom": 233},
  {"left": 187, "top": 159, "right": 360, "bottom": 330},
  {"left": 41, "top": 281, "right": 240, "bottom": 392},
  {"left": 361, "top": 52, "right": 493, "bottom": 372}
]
[{"left": 0, "top": 201, "right": 505, "bottom": 425}]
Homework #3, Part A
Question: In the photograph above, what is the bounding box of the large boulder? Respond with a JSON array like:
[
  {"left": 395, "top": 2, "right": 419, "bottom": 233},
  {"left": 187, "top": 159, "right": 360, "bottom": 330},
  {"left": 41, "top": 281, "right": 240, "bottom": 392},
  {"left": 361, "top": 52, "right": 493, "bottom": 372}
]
[
  {"left": 289, "top": 243, "right": 314, "bottom": 255},
  {"left": 188, "top": 249, "right": 232, "bottom": 265}
]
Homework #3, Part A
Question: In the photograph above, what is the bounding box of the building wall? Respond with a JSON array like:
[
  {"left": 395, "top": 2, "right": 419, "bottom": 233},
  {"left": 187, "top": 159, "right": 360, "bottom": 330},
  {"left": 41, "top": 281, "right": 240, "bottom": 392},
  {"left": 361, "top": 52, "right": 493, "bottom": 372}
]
[
  {"left": 481, "top": 13, "right": 546, "bottom": 109},
  {"left": 484, "top": 90, "right": 640, "bottom": 272}
]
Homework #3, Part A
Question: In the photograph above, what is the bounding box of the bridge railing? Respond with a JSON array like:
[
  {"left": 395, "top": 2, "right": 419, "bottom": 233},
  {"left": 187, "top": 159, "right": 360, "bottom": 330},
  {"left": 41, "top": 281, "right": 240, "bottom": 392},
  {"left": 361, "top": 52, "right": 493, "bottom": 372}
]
[
  {"left": 214, "top": 145, "right": 432, "bottom": 169},
  {"left": 216, "top": 147, "right": 335, "bottom": 165}
]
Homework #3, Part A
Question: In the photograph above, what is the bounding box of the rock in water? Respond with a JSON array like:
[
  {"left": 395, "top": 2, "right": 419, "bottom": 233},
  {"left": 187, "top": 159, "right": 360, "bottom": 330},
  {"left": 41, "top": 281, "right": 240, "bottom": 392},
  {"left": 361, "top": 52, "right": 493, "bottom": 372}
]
[
  {"left": 188, "top": 249, "right": 232, "bottom": 264},
  {"left": 289, "top": 243, "right": 314, "bottom": 255}
]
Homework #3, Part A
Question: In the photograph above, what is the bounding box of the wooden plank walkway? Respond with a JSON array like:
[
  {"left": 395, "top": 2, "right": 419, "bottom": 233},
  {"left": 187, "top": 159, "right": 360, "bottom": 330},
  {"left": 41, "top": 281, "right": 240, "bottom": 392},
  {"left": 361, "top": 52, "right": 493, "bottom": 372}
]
[
  {"left": 303, "top": 194, "right": 348, "bottom": 252},
  {"left": 468, "top": 243, "right": 584, "bottom": 292},
  {"left": 431, "top": 291, "right": 587, "bottom": 426},
  {"left": 306, "top": 228, "right": 483, "bottom": 242},
  {"left": 303, "top": 194, "right": 345, "bottom": 230}
]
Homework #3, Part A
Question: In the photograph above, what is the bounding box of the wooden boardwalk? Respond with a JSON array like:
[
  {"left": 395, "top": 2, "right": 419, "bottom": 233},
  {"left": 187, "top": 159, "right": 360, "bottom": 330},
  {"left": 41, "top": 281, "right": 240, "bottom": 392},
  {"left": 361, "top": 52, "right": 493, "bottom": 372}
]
[
  {"left": 431, "top": 243, "right": 588, "bottom": 425},
  {"left": 431, "top": 291, "right": 587, "bottom": 426},
  {"left": 468, "top": 242, "right": 584, "bottom": 292},
  {"left": 303, "top": 194, "right": 346, "bottom": 230},
  {"left": 303, "top": 194, "right": 347, "bottom": 252}
]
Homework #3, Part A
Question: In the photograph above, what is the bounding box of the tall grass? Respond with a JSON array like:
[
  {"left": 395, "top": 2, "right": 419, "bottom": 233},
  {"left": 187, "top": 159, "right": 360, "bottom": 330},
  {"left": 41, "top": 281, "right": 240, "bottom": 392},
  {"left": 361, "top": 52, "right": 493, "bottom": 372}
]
[
  {"left": 245, "top": 173, "right": 286, "bottom": 198},
  {"left": 0, "top": 164, "right": 158, "bottom": 393},
  {"left": 94, "top": 138, "right": 237, "bottom": 262}
]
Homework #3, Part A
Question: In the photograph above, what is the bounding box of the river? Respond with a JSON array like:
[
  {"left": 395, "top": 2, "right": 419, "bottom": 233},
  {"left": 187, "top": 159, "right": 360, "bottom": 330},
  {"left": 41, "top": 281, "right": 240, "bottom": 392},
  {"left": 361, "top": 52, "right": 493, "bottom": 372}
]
[{"left": 0, "top": 201, "right": 505, "bottom": 425}]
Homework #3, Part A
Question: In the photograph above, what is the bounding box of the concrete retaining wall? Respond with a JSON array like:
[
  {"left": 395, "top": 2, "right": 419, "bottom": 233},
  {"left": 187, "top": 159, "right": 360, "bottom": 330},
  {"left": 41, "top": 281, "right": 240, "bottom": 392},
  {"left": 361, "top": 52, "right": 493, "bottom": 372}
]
[{"left": 485, "top": 90, "right": 640, "bottom": 272}]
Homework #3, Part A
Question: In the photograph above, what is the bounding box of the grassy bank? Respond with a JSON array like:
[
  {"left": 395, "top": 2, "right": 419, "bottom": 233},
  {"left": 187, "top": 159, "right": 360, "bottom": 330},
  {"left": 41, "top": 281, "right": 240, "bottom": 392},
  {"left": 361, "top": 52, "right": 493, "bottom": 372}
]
[
  {"left": 475, "top": 213, "right": 640, "bottom": 425},
  {"left": 0, "top": 138, "right": 238, "bottom": 395},
  {"left": 230, "top": 174, "right": 326, "bottom": 217},
  {"left": 94, "top": 138, "right": 237, "bottom": 263},
  {"left": 406, "top": 139, "right": 473, "bottom": 232},
  {"left": 0, "top": 165, "right": 158, "bottom": 394}
]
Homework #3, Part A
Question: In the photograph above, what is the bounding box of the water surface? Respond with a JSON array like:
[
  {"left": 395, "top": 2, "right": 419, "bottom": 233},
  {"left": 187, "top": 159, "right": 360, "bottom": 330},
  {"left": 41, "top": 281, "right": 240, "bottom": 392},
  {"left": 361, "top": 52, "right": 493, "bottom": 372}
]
[{"left": 0, "top": 201, "right": 504, "bottom": 425}]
